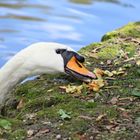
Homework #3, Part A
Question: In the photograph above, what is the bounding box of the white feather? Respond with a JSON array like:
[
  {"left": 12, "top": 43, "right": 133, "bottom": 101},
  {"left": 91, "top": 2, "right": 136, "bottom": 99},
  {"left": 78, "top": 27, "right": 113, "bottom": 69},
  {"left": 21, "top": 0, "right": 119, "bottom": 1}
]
[{"left": 0, "top": 42, "right": 74, "bottom": 105}]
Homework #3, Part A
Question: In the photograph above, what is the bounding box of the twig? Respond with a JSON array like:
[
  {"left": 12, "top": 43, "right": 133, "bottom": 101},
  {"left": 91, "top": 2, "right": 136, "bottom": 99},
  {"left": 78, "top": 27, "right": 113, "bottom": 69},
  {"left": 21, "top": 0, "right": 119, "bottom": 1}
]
[
  {"left": 92, "top": 46, "right": 106, "bottom": 53},
  {"left": 105, "top": 86, "right": 120, "bottom": 89}
]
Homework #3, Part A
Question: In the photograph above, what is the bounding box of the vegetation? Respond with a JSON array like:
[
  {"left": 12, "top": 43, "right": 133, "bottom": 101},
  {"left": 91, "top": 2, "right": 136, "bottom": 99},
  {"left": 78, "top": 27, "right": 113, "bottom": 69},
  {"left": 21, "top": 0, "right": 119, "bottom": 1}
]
[{"left": 0, "top": 22, "right": 140, "bottom": 140}]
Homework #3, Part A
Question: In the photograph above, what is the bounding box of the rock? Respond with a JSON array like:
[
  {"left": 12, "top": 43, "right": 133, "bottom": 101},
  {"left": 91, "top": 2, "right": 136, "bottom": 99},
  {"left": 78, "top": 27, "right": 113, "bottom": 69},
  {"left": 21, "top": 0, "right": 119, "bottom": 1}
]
[{"left": 56, "top": 134, "right": 61, "bottom": 140}]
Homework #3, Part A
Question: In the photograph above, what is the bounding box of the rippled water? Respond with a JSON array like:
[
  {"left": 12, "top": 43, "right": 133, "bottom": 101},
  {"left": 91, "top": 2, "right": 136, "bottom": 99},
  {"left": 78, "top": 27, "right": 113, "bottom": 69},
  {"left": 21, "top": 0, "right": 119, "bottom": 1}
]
[{"left": 0, "top": 0, "right": 140, "bottom": 67}]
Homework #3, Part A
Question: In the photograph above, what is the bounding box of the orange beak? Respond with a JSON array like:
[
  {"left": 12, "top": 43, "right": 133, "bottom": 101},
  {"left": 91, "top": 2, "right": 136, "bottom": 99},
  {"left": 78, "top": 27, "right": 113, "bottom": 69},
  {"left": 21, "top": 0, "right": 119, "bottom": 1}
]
[{"left": 65, "top": 56, "right": 96, "bottom": 82}]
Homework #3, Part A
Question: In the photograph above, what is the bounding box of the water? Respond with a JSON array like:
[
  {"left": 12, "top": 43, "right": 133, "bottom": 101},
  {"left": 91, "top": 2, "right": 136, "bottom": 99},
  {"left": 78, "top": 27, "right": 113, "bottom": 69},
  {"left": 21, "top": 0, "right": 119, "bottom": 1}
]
[{"left": 0, "top": 0, "right": 140, "bottom": 67}]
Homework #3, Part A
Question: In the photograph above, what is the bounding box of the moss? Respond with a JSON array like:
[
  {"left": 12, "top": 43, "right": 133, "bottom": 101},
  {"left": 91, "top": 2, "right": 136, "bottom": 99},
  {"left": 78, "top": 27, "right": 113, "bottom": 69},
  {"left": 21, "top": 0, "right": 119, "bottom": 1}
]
[
  {"left": 2, "top": 22, "right": 140, "bottom": 139},
  {"left": 60, "top": 118, "right": 90, "bottom": 134},
  {"left": 101, "top": 22, "right": 140, "bottom": 41},
  {"left": 98, "top": 45, "right": 120, "bottom": 59},
  {"left": 8, "top": 129, "right": 27, "bottom": 140}
]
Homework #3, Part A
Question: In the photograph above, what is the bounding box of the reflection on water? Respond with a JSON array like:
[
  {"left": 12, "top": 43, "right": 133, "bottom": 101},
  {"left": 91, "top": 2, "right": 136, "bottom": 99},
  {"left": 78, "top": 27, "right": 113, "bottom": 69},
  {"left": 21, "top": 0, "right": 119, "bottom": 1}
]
[
  {"left": 0, "top": 0, "right": 140, "bottom": 67},
  {"left": 69, "top": 0, "right": 93, "bottom": 4},
  {"left": 69, "top": 0, "right": 134, "bottom": 7}
]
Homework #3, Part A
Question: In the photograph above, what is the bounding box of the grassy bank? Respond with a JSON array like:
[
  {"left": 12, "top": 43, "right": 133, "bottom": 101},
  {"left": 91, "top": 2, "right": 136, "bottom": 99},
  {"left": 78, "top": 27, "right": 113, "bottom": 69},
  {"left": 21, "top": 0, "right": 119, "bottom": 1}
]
[{"left": 0, "top": 22, "right": 140, "bottom": 140}]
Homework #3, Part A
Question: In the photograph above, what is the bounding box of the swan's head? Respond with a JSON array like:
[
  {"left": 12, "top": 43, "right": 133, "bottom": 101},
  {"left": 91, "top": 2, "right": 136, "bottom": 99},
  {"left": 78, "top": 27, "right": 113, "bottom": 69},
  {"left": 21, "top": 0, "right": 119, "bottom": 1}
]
[
  {"left": 53, "top": 44, "right": 96, "bottom": 82},
  {"left": 27, "top": 42, "right": 96, "bottom": 82}
]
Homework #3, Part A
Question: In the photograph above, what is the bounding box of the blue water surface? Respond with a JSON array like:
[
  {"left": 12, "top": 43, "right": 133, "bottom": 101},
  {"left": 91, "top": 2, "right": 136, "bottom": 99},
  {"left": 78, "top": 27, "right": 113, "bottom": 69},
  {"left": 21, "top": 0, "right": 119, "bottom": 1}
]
[{"left": 0, "top": 0, "right": 140, "bottom": 67}]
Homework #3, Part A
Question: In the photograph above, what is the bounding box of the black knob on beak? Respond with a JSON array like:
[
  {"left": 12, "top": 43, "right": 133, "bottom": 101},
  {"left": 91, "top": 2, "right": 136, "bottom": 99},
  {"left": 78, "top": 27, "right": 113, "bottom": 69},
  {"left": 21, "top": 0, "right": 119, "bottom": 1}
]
[{"left": 75, "top": 53, "right": 85, "bottom": 63}]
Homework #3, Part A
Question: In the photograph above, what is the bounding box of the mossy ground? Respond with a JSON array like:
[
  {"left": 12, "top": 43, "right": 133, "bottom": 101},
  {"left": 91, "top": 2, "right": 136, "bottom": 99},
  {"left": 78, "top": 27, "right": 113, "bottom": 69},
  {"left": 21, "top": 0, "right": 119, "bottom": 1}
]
[{"left": 0, "top": 22, "right": 140, "bottom": 140}]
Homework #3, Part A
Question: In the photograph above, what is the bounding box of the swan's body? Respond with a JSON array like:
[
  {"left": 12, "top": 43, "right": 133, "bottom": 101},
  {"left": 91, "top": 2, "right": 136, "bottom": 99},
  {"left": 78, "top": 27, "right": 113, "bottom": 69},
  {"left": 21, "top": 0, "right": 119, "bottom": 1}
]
[{"left": 0, "top": 42, "right": 95, "bottom": 106}]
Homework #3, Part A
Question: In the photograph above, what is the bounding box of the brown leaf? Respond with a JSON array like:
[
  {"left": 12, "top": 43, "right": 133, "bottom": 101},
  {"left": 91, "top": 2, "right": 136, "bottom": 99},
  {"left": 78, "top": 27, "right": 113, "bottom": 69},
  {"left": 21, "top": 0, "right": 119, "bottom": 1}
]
[
  {"left": 17, "top": 98, "right": 25, "bottom": 109},
  {"left": 136, "top": 60, "right": 140, "bottom": 66},
  {"left": 59, "top": 86, "right": 66, "bottom": 90},
  {"left": 79, "top": 115, "right": 93, "bottom": 120},
  {"left": 36, "top": 128, "right": 50, "bottom": 136},
  {"left": 88, "top": 82, "right": 100, "bottom": 92},
  {"left": 88, "top": 79, "right": 104, "bottom": 92},
  {"left": 122, "top": 111, "right": 130, "bottom": 119},
  {"left": 94, "top": 68, "right": 104, "bottom": 79},
  {"left": 107, "top": 60, "right": 112, "bottom": 65},
  {"left": 27, "top": 129, "right": 34, "bottom": 138},
  {"left": 96, "top": 114, "right": 106, "bottom": 121},
  {"left": 104, "top": 70, "right": 113, "bottom": 77},
  {"left": 110, "top": 97, "right": 118, "bottom": 105},
  {"left": 119, "top": 97, "right": 133, "bottom": 101},
  {"left": 60, "top": 85, "right": 83, "bottom": 94},
  {"left": 25, "top": 113, "right": 37, "bottom": 120}
]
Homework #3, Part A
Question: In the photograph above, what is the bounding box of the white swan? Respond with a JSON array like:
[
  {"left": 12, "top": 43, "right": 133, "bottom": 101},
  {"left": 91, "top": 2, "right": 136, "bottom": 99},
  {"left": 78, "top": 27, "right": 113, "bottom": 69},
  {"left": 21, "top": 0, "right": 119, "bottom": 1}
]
[{"left": 0, "top": 42, "right": 95, "bottom": 106}]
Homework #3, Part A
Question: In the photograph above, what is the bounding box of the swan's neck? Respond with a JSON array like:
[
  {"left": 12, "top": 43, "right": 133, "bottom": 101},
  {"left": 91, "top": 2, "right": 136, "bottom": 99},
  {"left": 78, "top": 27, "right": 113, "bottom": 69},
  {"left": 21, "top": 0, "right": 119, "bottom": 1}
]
[{"left": 0, "top": 59, "right": 31, "bottom": 105}]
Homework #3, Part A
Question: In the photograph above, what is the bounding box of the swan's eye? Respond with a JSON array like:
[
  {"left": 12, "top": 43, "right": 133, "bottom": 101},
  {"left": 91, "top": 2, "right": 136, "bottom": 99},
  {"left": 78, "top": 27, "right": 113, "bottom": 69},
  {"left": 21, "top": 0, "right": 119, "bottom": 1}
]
[{"left": 56, "top": 49, "right": 66, "bottom": 54}]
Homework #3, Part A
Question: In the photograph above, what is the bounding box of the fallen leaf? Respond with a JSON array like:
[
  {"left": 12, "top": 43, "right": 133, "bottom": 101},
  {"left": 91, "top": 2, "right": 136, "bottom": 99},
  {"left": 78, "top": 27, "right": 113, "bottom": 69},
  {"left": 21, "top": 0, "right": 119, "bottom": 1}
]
[
  {"left": 117, "top": 107, "right": 126, "bottom": 111},
  {"left": 135, "top": 117, "right": 140, "bottom": 125},
  {"left": 106, "top": 124, "right": 119, "bottom": 131},
  {"left": 122, "top": 111, "right": 130, "bottom": 118},
  {"left": 119, "top": 97, "right": 133, "bottom": 101},
  {"left": 119, "top": 49, "right": 129, "bottom": 59},
  {"left": 100, "top": 61, "right": 104, "bottom": 65},
  {"left": 123, "top": 63, "right": 132, "bottom": 68},
  {"left": 96, "top": 79, "right": 104, "bottom": 88},
  {"left": 36, "top": 128, "right": 50, "bottom": 136},
  {"left": 58, "top": 109, "right": 71, "bottom": 120},
  {"left": 59, "top": 86, "right": 67, "bottom": 91},
  {"left": 88, "top": 82, "right": 100, "bottom": 92},
  {"left": 88, "top": 52, "right": 99, "bottom": 59},
  {"left": 104, "top": 70, "right": 113, "bottom": 77},
  {"left": 136, "top": 60, "right": 140, "bottom": 66},
  {"left": 0, "top": 119, "right": 12, "bottom": 130},
  {"left": 106, "top": 125, "right": 114, "bottom": 130},
  {"left": 131, "top": 89, "right": 140, "bottom": 97},
  {"left": 60, "top": 85, "right": 83, "bottom": 94},
  {"left": 47, "top": 89, "right": 53, "bottom": 92},
  {"left": 110, "top": 97, "right": 118, "bottom": 105},
  {"left": 25, "top": 113, "right": 37, "bottom": 120},
  {"left": 27, "top": 129, "right": 34, "bottom": 138},
  {"left": 94, "top": 68, "right": 104, "bottom": 79},
  {"left": 107, "top": 60, "right": 112, "bottom": 65},
  {"left": 17, "top": 98, "right": 25, "bottom": 109},
  {"left": 88, "top": 79, "right": 104, "bottom": 92},
  {"left": 111, "top": 70, "right": 117, "bottom": 75},
  {"left": 96, "top": 114, "right": 106, "bottom": 121},
  {"left": 79, "top": 115, "right": 93, "bottom": 120}
]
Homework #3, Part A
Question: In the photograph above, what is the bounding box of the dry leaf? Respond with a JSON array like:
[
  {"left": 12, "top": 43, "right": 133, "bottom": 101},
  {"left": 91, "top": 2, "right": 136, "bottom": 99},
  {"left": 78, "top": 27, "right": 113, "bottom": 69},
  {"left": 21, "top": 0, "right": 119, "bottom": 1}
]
[
  {"left": 104, "top": 70, "right": 113, "bottom": 77},
  {"left": 66, "top": 85, "right": 83, "bottom": 94},
  {"left": 59, "top": 86, "right": 67, "bottom": 90},
  {"left": 116, "top": 71, "right": 125, "bottom": 75},
  {"left": 88, "top": 79, "right": 104, "bottom": 92},
  {"left": 27, "top": 129, "right": 34, "bottom": 138},
  {"left": 100, "top": 61, "right": 104, "bottom": 65},
  {"left": 25, "top": 113, "right": 37, "bottom": 120},
  {"left": 107, "top": 60, "right": 112, "bottom": 65},
  {"left": 88, "top": 52, "right": 99, "bottom": 59},
  {"left": 47, "top": 89, "right": 53, "bottom": 92},
  {"left": 111, "top": 70, "right": 117, "bottom": 75},
  {"left": 79, "top": 115, "right": 93, "bottom": 120},
  {"left": 106, "top": 125, "right": 114, "bottom": 130},
  {"left": 36, "top": 128, "right": 50, "bottom": 136},
  {"left": 122, "top": 111, "right": 130, "bottom": 118},
  {"left": 96, "top": 114, "right": 106, "bottom": 121},
  {"left": 136, "top": 60, "right": 140, "bottom": 66},
  {"left": 96, "top": 79, "right": 104, "bottom": 88},
  {"left": 59, "top": 85, "right": 83, "bottom": 94},
  {"left": 110, "top": 97, "right": 118, "bottom": 105},
  {"left": 94, "top": 68, "right": 104, "bottom": 79},
  {"left": 88, "top": 82, "right": 99, "bottom": 92},
  {"left": 17, "top": 98, "right": 25, "bottom": 109}
]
